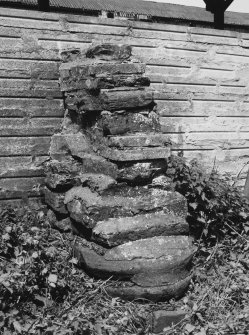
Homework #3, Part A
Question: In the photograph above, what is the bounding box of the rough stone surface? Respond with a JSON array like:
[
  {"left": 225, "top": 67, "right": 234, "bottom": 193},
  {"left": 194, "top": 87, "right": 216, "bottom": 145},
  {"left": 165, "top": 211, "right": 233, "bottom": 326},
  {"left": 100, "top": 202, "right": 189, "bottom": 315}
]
[
  {"left": 101, "top": 88, "right": 153, "bottom": 111},
  {"left": 64, "top": 186, "right": 187, "bottom": 228},
  {"left": 85, "top": 44, "right": 132, "bottom": 61},
  {"left": 101, "top": 147, "right": 171, "bottom": 161},
  {"left": 117, "top": 160, "right": 167, "bottom": 183},
  {"left": 44, "top": 158, "right": 118, "bottom": 190},
  {"left": 107, "top": 134, "right": 171, "bottom": 148},
  {"left": 106, "top": 276, "right": 192, "bottom": 302},
  {"left": 60, "top": 62, "right": 146, "bottom": 80},
  {"left": 44, "top": 44, "right": 194, "bottom": 302},
  {"left": 49, "top": 133, "right": 92, "bottom": 160},
  {"left": 43, "top": 187, "right": 67, "bottom": 215},
  {"left": 152, "top": 310, "right": 187, "bottom": 333},
  {"left": 47, "top": 209, "right": 72, "bottom": 232},
  {"left": 61, "top": 74, "right": 150, "bottom": 92},
  {"left": 92, "top": 211, "right": 188, "bottom": 247},
  {"left": 79, "top": 173, "right": 117, "bottom": 193},
  {"left": 74, "top": 236, "right": 194, "bottom": 279},
  {"left": 99, "top": 111, "right": 161, "bottom": 135},
  {"left": 65, "top": 88, "right": 153, "bottom": 113}
]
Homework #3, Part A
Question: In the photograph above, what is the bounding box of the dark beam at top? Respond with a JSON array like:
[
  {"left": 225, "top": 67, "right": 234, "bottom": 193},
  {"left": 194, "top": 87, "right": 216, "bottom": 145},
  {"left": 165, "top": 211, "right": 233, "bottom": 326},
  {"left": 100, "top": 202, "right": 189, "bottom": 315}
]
[
  {"left": 204, "top": 0, "right": 235, "bottom": 29},
  {"left": 38, "top": 0, "right": 50, "bottom": 11}
]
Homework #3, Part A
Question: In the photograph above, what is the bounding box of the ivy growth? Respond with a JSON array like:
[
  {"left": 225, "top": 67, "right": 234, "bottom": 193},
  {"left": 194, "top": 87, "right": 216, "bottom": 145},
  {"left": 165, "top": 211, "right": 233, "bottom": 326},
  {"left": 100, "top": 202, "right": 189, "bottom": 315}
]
[{"left": 166, "top": 156, "right": 249, "bottom": 242}]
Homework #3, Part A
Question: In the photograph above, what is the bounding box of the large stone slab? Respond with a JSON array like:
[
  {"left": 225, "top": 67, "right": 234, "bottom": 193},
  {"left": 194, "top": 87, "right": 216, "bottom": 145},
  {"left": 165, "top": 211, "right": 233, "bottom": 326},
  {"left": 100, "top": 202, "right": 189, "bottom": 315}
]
[
  {"left": 60, "top": 62, "right": 146, "bottom": 81},
  {"left": 101, "top": 88, "right": 153, "bottom": 111},
  {"left": 49, "top": 132, "right": 92, "bottom": 160},
  {"left": 92, "top": 211, "right": 188, "bottom": 247},
  {"left": 60, "top": 74, "right": 150, "bottom": 92},
  {"left": 106, "top": 275, "right": 192, "bottom": 302},
  {"left": 117, "top": 161, "right": 167, "bottom": 183},
  {"left": 65, "top": 88, "right": 153, "bottom": 112},
  {"left": 107, "top": 134, "right": 171, "bottom": 148},
  {"left": 74, "top": 235, "right": 194, "bottom": 279},
  {"left": 85, "top": 44, "right": 132, "bottom": 61},
  {"left": 44, "top": 157, "right": 118, "bottom": 190},
  {"left": 99, "top": 111, "right": 161, "bottom": 135},
  {"left": 65, "top": 186, "right": 187, "bottom": 228},
  {"left": 100, "top": 147, "right": 171, "bottom": 161}
]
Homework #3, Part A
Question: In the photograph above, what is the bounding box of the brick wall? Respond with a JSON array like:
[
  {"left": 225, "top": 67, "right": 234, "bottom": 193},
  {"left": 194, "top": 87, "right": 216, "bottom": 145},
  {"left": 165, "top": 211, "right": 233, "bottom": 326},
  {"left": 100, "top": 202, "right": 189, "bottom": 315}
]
[{"left": 1, "top": 7, "right": 249, "bottom": 207}]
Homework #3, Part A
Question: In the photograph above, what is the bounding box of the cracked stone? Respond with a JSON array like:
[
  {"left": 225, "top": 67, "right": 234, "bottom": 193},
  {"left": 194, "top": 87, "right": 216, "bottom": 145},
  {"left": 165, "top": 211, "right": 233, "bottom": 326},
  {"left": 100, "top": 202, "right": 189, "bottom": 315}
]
[{"left": 92, "top": 211, "right": 188, "bottom": 247}]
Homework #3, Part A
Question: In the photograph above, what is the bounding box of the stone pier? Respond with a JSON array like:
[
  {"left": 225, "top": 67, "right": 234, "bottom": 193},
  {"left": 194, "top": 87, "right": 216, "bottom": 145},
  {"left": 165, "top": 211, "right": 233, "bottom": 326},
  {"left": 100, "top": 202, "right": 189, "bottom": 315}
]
[{"left": 44, "top": 44, "right": 195, "bottom": 301}]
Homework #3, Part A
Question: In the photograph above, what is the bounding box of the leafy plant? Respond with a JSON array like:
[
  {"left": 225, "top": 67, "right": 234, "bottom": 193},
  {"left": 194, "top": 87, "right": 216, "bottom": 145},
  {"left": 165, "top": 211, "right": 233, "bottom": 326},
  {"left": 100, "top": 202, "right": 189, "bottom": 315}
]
[{"left": 166, "top": 156, "right": 249, "bottom": 242}]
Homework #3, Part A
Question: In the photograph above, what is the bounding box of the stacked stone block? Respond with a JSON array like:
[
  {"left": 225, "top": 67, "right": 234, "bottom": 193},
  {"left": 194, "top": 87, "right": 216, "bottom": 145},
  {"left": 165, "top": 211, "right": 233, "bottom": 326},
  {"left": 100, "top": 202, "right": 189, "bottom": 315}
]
[{"left": 44, "top": 44, "right": 195, "bottom": 301}]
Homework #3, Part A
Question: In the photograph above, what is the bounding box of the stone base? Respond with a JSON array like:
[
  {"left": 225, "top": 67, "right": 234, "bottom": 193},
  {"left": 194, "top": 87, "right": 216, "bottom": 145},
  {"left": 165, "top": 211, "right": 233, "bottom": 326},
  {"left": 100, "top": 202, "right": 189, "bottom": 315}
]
[{"left": 106, "top": 275, "right": 192, "bottom": 302}]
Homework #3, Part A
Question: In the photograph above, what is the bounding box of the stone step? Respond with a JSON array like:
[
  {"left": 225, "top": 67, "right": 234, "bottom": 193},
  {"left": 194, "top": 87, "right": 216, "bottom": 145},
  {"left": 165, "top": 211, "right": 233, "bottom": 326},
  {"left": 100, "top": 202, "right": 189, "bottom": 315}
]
[
  {"left": 105, "top": 274, "right": 192, "bottom": 302},
  {"left": 74, "top": 235, "right": 194, "bottom": 279},
  {"left": 64, "top": 186, "right": 187, "bottom": 229},
  {"left": 92, "top": 211, "right": 188, "bottom": 247}
]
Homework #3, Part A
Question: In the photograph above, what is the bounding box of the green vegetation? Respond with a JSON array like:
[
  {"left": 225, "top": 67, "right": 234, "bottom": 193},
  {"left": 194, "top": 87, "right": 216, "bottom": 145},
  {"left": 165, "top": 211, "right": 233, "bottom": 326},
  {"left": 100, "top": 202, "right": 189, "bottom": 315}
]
[{"left": 0, "top": 156, "right": 248, "bottom": 334}]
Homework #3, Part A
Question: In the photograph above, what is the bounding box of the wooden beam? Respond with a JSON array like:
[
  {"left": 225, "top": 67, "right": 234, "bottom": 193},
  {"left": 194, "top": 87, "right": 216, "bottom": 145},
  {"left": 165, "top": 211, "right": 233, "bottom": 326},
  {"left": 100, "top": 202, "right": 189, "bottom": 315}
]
[
  {"left": 214, "top": 7, "right": 225, "bottom": 29},
  {"left": 224, "top": 0, "right": 234, "bottom": 11},
  {"left": 203, "top": 0, "right": 235, "bottom": 29},
  {"left": 38, "top": 0, "right": 50, "bottom": 11}
]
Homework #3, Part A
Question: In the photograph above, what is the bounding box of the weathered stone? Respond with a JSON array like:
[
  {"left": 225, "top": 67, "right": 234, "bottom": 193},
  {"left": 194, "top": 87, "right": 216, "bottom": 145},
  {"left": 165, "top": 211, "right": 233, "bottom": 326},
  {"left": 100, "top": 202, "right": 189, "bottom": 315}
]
[
  {"left": 101, "top": 88, "right": 153, "bottom": 111},
  {"left": 117, "top": 161, "right": 167, "bottom": 183},
  {"left": 60, "top": 62, "right": 146, "bottom": 80},
  {"left": 100, "top": 111, "right": 161, "bottom": 135},
  {"left": 86, "top": 44, "right": 132, "bottom": 61},
  {"left": 65, "top": 90, "right": 102, "bottom": 113},
  {"left": 152, "top": 175, "right": 172, "bottom": 190},
  {"left": 65, "top": 186, "right": 187, "bottom": 228},
  {"left": 100, "top": 147, "right": 171, "bottom": 161},
  {"left": 65, "top": 88, "right": 153, "bottom": 112},
  {"left": 44, "top": 187, "right": 67, "bottom": 215},
  {"left": 152, "top": 310, "right": 187, "bottom": 333},
  {"left": 107, "top": 134, "right": 171, "bottom": 148},
  {"left": 47, "top": 209, "right": 72, "bottom": 232},
  {"left": 106, "top": 275, "right": 192, "bottom": 302},
  {"left": 74, "top": 235, "right": 194, "bottom": 278},
  {"left": 79, "top": 173, "right": 117, "bottom": 193},
  {"left": 92, "top": 211, "right": 188, "bottom": 247},
  {"left": 60, "top": 48, "right": 81, "bottom": 63},
  {"left": 80, "top": 154, "right": 118, "bottom": 179},
  {"left": 60, "top": 74, "right": 150, "bottom": 92},
  {"left": 44, "top": 158, "right": 118, "bottom": 190},
  {"left": 49, "top": 133, "right": 92, "bottom": 160}
]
